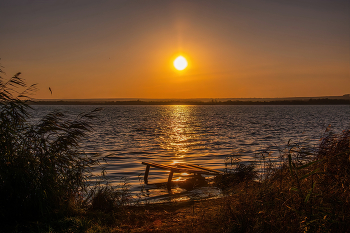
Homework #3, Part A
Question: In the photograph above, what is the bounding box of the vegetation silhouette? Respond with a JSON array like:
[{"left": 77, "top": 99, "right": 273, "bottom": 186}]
[
  {"left": 210, "top": 128, "right": 350, "bottom": 232},
  {"left": 0, "top": 65, "right": 128, "bottom": 228}
]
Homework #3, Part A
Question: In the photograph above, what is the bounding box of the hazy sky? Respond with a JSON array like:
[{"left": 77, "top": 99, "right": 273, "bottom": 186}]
[{"left": 0, "top": 0, "right": 349, "bottom": 99}]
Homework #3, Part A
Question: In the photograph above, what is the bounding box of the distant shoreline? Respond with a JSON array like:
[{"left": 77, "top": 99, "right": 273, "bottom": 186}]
[{"left": 29, "top": 98, "right": 350, "bottom": 105}]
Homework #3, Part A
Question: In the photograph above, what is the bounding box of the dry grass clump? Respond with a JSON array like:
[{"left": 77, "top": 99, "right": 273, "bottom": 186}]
[{"left": 213, "top": 128, "right": 350, "bottom": 232}]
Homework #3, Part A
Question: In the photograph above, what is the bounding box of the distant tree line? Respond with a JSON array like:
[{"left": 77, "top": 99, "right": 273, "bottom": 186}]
[{"left": 30, "top": 98, "right": 350, "bottom": 105}]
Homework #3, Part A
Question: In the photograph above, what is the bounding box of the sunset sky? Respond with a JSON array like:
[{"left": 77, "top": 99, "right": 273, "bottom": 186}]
[{"left": 0, "top": 0, "right": 349, "bottom": 99}]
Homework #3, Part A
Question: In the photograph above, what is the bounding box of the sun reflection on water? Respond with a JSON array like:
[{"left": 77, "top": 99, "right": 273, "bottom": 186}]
[{"left": 159, "top": 105, "right": 198, "bottom": 159}]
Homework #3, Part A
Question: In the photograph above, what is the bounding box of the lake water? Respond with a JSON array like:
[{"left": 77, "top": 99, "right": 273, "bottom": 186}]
[{"left": 30, "top": 105, "right": 350, "bottom": 202}]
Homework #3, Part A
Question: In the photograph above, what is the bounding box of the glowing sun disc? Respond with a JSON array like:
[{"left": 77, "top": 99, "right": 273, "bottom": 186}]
[{"left": 174, "top": 56, "right": 188, "bottom": 70}]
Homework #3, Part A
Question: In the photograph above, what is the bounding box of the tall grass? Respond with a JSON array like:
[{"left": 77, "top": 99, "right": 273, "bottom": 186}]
[
  {"left": 0, "top": 66, "right": 104, "bottom": 222},
  {"left": 214, "top": 128, "right": 350, "bottom": 232}
]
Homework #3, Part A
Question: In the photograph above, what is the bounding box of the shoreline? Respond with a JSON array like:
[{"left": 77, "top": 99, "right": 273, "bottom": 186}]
[{"left": 28, "top": 98, "right": 350, "bottom": 105}]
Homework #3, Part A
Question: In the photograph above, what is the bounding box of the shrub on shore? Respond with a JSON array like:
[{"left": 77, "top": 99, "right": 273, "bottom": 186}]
[
  {"left": 214, "top": 128, "right": 350, "bottom": 232},
  {"left": 0, "top": 66, "right": 108, "bottom": 222}
]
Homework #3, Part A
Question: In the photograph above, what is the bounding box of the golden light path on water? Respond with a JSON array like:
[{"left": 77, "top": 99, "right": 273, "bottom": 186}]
[
  {"left": 162, "top": 105, "right": 192, "bottom": 156},
  {"left": 161, "top": 106, "right": 198, "bottom": 183},
  {"left": 139, "top": 105, "right": 220, "bottom": 201}
]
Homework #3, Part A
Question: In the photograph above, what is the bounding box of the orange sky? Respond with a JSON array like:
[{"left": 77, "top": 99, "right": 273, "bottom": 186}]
[{"left": 0, "top": 0, "right": 349, "bottom": 99}]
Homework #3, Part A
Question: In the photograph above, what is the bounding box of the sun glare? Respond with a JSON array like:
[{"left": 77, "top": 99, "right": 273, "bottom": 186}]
[{"left": 174, "top": 56, "right": 188, "bottom": 70}]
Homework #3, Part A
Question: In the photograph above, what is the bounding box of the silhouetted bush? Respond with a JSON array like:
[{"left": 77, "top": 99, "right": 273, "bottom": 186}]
[
  {"left": 0, "top": 67, "right": 101, "bottom": 221},
  {"left": 214, "top": 163, "right": 257, "bottom": 190},
  {"left": 89, "top": 183, "right": 130, "bottom": 213}
]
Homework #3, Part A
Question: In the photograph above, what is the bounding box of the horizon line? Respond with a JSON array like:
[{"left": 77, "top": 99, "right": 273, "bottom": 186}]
[{"left": 34, "top": 94, "right": 350, "bottom": 102}]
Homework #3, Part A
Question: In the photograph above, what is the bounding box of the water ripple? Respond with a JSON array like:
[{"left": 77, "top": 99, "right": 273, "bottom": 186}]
[{"left": 30, "top": 105, "right": 350, "bottom": 198}]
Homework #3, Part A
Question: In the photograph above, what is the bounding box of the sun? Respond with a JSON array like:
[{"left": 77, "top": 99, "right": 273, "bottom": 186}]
[{"left": 174, "top": 56, "right": 188, "bottom": 70}]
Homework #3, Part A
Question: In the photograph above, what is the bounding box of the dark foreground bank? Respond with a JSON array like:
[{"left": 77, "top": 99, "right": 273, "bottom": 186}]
[{"left": 2, "top": 126, "right": 350, "bottom": 232}]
